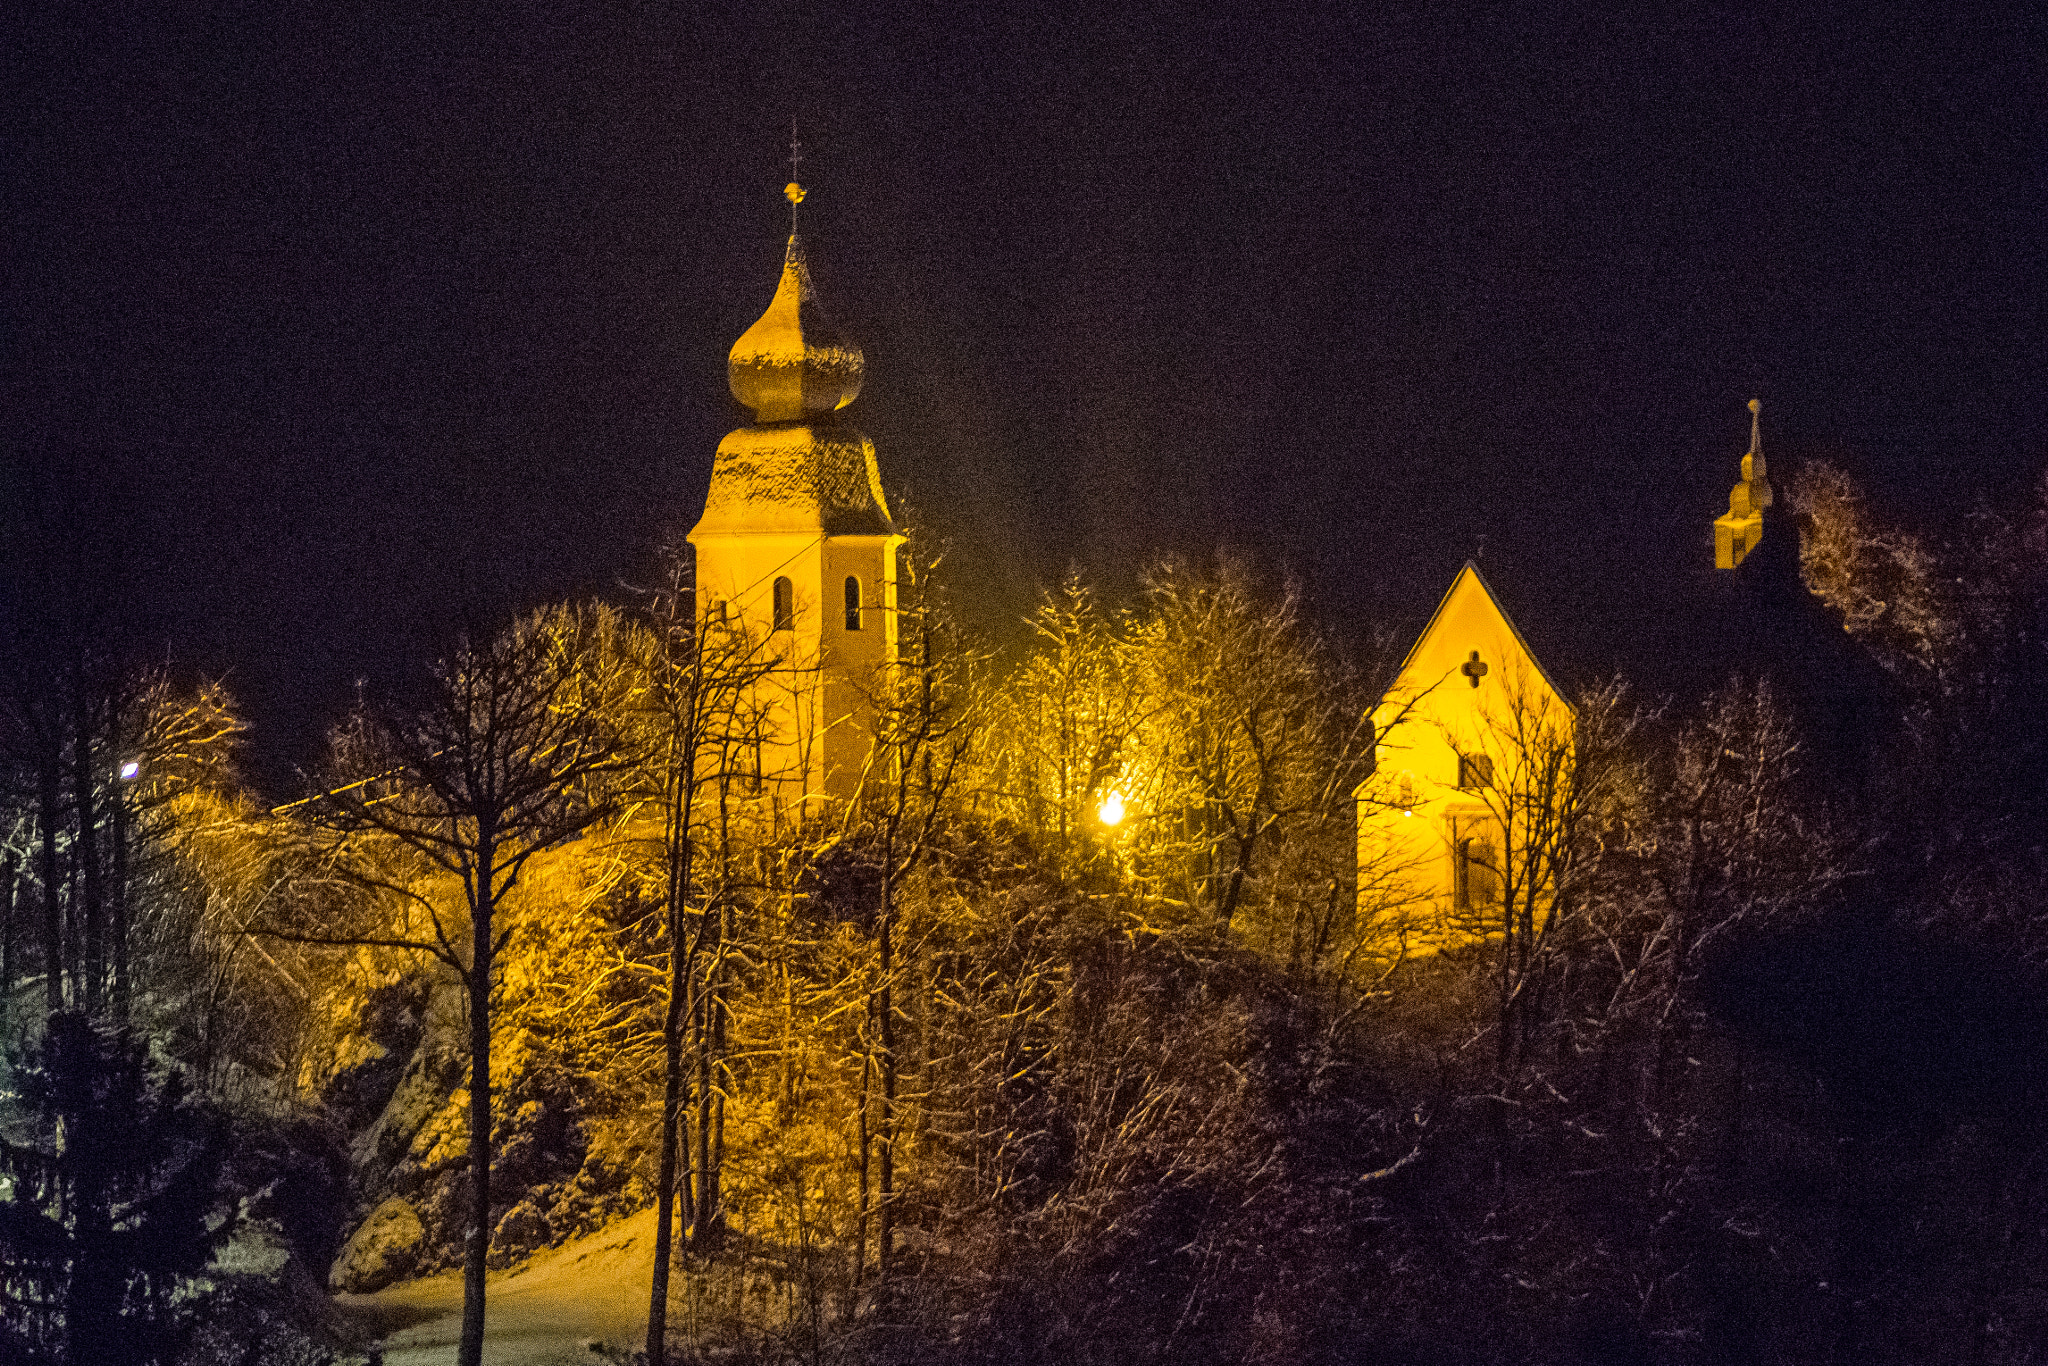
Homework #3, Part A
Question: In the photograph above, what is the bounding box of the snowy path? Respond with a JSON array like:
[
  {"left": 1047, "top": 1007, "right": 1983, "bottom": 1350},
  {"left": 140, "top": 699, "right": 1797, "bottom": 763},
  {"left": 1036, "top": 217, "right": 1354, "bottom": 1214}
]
[{"left": 336, "top": 1209, "right": 665, "bottom": 1365}]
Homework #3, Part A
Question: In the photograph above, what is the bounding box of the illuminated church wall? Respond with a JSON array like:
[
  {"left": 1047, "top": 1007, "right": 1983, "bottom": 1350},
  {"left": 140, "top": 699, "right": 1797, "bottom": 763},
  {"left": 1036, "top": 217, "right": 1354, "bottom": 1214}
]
[
  {"left": 1355, "top": 562, "right": 1571, "bottom": 950},
  {"left": 1357, "top": 399, "right": 1771, "bottom": 951}
]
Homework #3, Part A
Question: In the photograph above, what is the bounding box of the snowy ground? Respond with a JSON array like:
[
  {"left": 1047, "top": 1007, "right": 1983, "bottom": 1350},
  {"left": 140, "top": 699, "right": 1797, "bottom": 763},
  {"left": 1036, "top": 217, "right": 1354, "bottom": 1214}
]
[{"left": 335, "top": 1209, "right": 667, "bottom": 1365}]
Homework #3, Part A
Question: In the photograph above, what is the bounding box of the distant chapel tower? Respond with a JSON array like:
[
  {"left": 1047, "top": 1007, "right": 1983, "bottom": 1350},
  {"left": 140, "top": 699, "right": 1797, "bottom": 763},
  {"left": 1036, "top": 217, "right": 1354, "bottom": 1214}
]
[
  {"left": 1713, "top": 398, "right": 1772, "bottom": 569},
  {"left": 688, "top": 180, "right": 902, "bottom": 804}
]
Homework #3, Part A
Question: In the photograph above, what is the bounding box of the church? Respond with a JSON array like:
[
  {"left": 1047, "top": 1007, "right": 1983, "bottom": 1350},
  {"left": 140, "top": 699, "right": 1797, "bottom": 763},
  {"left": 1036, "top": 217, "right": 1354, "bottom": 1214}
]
[
  {"left": 687, "top": 180, "right": 903, "bottom": 807},
  {"left": 1353, "top": 561, "right": 1571, "bottom": 949},
  {"left": 689, "top": 179, "right": 1861, "bottom": 941},
  {"left": 1352, "top": 400, "right": 1788, "bottom": 949}
]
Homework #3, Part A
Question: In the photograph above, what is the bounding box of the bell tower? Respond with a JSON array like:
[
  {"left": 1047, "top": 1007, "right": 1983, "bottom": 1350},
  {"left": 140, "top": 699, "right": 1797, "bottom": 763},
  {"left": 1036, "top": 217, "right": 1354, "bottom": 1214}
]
[
  {"left": 1714, "top": 398, "right": 1772, "bottom": 569},
  {"left": 688, "top": 179, "right": 902, "bottom": 803}
]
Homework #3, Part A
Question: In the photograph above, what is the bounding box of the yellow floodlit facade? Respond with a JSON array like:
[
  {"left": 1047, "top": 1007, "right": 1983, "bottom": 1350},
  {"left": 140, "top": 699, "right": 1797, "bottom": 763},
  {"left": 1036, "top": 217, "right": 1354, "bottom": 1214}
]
[
  {"left": 1714, "top": 399, "right": 1771, "bottom": 569},
  {"left": 687, "top": 183, "right": 903, "bottom": 806},
  {"left": 1355, "top": 563, "right": 1571, "bottom": 950}
]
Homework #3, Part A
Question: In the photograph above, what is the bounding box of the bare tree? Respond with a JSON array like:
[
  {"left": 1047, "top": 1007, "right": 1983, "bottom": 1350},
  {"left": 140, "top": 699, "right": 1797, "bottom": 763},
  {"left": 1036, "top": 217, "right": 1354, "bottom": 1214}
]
[
  {"left": 0, "top": 656, "right": 77, "bottom": 1019},
  {"left": 279, "top": 609, "right": 626, "bottom": 1366},
  {"left": 1635, "top": 680, "right": 1852, "bottom": 1077},
  {"left": 631, "top": 556, "right": 785, "bottom": 1366},
  {"left": 982, "top": 573, "right": 1146, "bottom": 857},
  {"left": 846, "top": 545, "right": 984, "bottom": 1281},
  {"left": 1122, "top": 555, "right": 1371, "bottom": 940},
  {"left": 1447, "top": 675, "right": 1642, "bottom": 1073},
  {"left": 1789, "top": 459, "right": 1957, "bottom": 675}
]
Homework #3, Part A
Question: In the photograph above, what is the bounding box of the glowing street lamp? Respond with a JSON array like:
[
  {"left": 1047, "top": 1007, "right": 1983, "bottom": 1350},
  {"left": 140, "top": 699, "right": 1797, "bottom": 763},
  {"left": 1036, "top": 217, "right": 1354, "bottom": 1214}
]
[
  {"left": 119, "top": 760, "right": 140, "bottom": 782},
  {"left": 1097, "top": 789, "right": 1126, "bottom": 828}
]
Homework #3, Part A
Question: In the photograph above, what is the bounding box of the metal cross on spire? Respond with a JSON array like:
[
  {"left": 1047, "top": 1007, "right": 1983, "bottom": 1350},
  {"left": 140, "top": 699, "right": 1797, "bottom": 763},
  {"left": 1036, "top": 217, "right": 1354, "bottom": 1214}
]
[{"left": 784, "top": 117, "right": 806, "bottom": 234}]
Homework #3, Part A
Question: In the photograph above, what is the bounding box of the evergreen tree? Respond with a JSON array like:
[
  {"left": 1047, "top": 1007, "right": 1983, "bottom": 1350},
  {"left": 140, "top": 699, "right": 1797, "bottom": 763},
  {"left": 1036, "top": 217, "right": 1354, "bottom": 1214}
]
[{"left": 0, "top": 1011, "right": 223, "bottom": 1366}]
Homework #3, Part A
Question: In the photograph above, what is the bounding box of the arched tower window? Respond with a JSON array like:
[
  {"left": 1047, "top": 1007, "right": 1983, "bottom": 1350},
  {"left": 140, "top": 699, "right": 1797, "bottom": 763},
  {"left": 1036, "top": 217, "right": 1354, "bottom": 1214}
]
[
  {"left": 844, "top": 575, "right": 862, "bottom": 631},
  {"left": 772, "top": 576, "right": 794, "bottom": 632}
]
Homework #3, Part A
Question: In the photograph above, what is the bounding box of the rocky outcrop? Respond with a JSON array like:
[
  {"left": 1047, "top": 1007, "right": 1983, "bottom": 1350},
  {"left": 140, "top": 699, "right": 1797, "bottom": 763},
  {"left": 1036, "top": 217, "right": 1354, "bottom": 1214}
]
[
  {"left": 327, "top": 980, "right": 653, "bottom": 1280},
  {"left": 328, "top": 1196, "right": 425, "bottom": 1293},
  {"left": 309, "top": 974, "right": 428, "bottom": 1133},
  {"left": 348, "top": 980, "right": 467, "bottom": 1191},
  {"left": 488, "top": 1199, "right": 551, "bottom": 1269}
]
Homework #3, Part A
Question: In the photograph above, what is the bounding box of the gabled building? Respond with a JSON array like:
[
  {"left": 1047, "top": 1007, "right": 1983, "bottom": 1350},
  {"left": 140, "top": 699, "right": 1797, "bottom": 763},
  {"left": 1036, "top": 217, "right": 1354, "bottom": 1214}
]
[{"left": 1355, "top": 562, "right": 1572, "bottom": 948}]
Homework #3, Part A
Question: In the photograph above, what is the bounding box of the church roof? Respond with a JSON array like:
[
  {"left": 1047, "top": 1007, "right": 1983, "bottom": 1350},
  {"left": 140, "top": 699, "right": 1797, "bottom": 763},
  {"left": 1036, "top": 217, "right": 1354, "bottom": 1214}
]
[
  {"left": 692, "top": 422, "right": 894, "bottom": 538},
  {"left": 1361, "top": 560, "right": 1573, "bottom": 794},
  {"left": 727, "top": 189, "right": 864, "bottom": 423},
  {"left": 691, "top": 182, "right": 895, "bottom": 542},
  {"left": 1378, "top": 560, "right": 1571, "bottom": 720}
]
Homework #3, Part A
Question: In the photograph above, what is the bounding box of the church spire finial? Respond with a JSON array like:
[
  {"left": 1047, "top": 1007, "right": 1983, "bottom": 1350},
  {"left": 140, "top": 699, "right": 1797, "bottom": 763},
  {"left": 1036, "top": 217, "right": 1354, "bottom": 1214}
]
[
  {"left": 1742, "top": 397, "right": 1768, "bottom": 491},
  {"left": 785, "top": 117, "right": 806, "bottom": 236}
]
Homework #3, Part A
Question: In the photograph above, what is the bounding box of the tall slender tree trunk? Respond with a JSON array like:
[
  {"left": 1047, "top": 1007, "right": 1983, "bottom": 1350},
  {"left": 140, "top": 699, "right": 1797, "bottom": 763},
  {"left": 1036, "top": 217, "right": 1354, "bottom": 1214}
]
[
  {"left": 647, "top": 805, "right": 693, "bottom": 1366},
  {"left": 110, "top": 785, "right": 128, "bottom": 1017},
  {"left": 854, "top": 1047, "right": 872, "bottom": 1288},
  {"left": 876, "top": 869, "right": 896, "bottom": 1277},
  {"left": 779, "top": 952, "right": 797, "bottom": 1124},
  {"left": 1497, "top": 887, "right": 1515, "bottom": 1072},
  {"left": 1, "top": 855, "right": 16, "bottom": 1019},
  {"left": 647, "top": 610, "right": 709, "bottom": 1366},
  {"left": 692, "top": 976, "right": 718, "bottom": 1244},
  {"left": 459, "top": 851, "right": 497, "bottom": 1366},
  {"left": 690, "top": 779, "right": 734, "bottom": 1249},
  {"left": 39, "top": 756, "right": 65, "bottom": 1016},
  {"left": 1218, "top": 829, "right": 1256, "bottom": 932},
  {"left": 72, "top": 681, "right": 102, "bottom": 1011},
  {"left": 66, "top": 852, "right": 80, "bottom": 1010},
  {"left": 703, "top": 931, "right": 727, "bottom": 1242}
]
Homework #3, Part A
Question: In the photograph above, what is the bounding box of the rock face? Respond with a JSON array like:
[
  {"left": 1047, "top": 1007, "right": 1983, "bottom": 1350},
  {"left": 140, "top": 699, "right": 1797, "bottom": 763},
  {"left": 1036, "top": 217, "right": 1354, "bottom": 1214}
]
[
  {"left": 326, "top": 978, "right": 651, "bottom": 1279},
  {"left": 349, "top": 980, "right": 467, "bottom": 1189},
  {"left": 329, "top": 1196, "right": 425, "bottom": 1293}
]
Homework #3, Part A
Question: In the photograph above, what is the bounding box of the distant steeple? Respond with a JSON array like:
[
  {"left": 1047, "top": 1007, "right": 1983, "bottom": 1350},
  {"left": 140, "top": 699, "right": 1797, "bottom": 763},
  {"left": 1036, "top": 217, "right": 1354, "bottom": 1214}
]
[
  {"left": 1714, "top": 398, "right": 1773, "bottom": 569},
  {"left": 1741, "top": 397, "right": 1769, "bottom": 498}
]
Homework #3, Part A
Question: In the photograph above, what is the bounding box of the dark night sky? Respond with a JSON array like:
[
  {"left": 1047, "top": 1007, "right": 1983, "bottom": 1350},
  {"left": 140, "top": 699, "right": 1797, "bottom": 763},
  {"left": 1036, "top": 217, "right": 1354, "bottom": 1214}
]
[{"left": 4, "top": 1, "right": 2042, "bottom": 797}]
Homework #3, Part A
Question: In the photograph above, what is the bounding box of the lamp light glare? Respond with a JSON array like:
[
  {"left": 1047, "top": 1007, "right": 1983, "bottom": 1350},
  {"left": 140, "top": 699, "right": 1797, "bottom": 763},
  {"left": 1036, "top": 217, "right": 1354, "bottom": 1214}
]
[
  {"left": 119, "top": 760, "right": 140, "bottom": 781},
  {"left": 1098, "top": 790, "right": 1126, "bottom": 827}
]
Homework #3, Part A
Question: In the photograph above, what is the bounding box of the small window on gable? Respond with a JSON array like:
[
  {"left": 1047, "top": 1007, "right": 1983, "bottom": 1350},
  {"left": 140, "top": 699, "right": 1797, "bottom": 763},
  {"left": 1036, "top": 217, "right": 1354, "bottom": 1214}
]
[
  {"left": 844, "top": 575, "right": 862, "bottom": 631},
  {"left": 772, "top": 576, "right": 794, "bottom": 632},
  {"left": 1457, "top": 753, "right": 1494, "bottom": 790},
  {"left": 1453, "top": 818, "right": 1499, "bottom": 911}
]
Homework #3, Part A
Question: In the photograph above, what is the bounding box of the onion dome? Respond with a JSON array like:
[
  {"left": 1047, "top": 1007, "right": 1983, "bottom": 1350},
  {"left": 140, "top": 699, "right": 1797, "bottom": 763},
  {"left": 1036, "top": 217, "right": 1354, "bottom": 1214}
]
[
  {"left": 727, "top": 183, "right": 864, "bottom": 422},
  {"left": 691, "top": 181, "right": 895, "bottom": 543}
]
